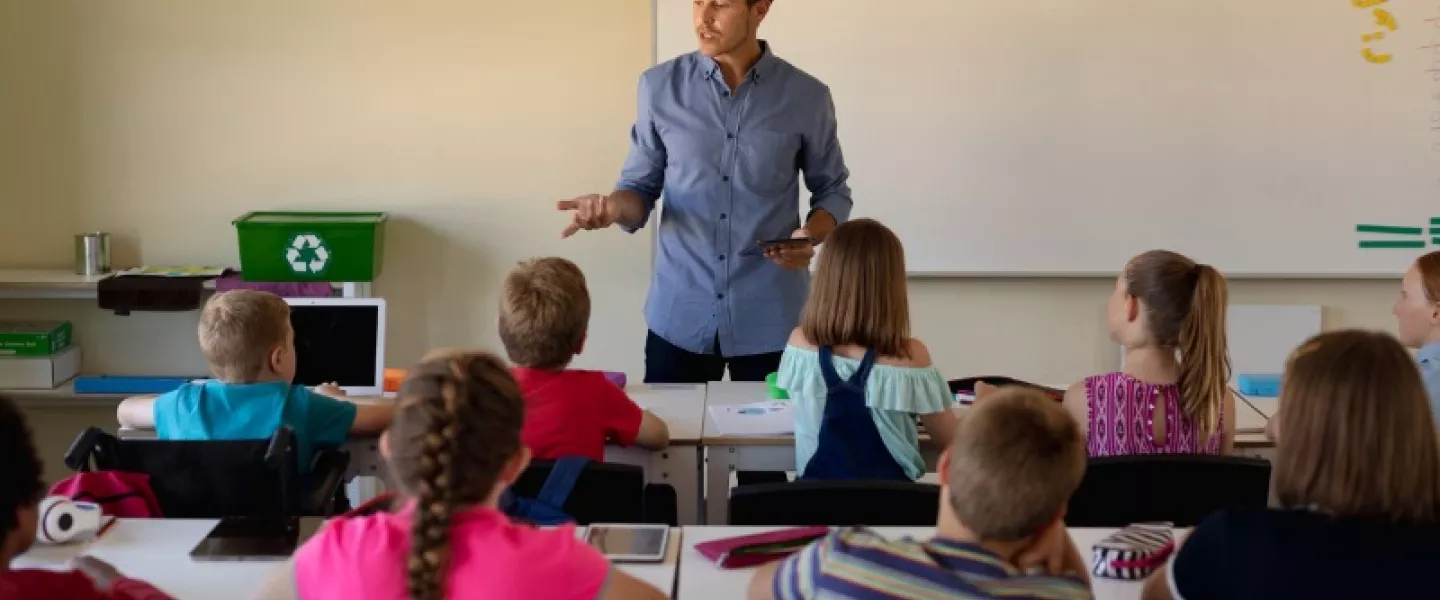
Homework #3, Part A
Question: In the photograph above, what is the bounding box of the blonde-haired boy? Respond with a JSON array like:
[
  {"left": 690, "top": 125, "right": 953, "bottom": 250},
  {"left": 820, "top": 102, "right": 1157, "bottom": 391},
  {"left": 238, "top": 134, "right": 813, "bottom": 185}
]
[
  {"left": 118, "top": 290, "right": 392, "bottom": 471},
  {"left": 500, "top": 257, "right": 668, "bottom": 460},
  {"left": 750, "top": 388, "right": 1092, "bottom": 600}
]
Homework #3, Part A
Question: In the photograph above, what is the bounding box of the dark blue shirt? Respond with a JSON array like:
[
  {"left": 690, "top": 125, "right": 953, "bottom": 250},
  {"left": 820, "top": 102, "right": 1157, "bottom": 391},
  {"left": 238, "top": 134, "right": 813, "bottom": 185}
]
[{"left": 616, "top": 41, "right": 853, "bottom": 357}]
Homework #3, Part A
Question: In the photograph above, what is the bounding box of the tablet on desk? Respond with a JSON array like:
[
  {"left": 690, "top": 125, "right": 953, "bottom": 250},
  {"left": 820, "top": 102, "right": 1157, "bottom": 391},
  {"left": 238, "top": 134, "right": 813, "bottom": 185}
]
[
  {"left": 580, "top": 524, "right": 670, "bottom": 563},
  {"left": 190, "top": 516, "right": 326, "bottom": 562}
]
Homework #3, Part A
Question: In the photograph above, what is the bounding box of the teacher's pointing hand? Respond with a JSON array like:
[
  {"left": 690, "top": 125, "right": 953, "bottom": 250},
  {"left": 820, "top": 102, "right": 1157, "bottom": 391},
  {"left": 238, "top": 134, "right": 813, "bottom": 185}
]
[{"left": 558, "top": 194, "right": 622, "bottom": 238}]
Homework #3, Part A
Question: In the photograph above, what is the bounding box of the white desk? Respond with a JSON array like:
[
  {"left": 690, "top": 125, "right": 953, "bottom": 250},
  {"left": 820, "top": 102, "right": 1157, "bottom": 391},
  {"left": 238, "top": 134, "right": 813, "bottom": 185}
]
[
  {"left": 678, "top": 526, "right": 1150, "bottom": 600},
  {"left": 16, "top": 519, "right": 681, "bottom": 599}
]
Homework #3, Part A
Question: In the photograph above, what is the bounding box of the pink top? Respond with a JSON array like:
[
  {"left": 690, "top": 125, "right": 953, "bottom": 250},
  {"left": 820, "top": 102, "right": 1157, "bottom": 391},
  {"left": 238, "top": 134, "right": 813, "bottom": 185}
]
[
  {"left": 1084, "top": 372, "right": 1224, "bottom": 456},
  {"left": 293, "top": 504, "right": 610, "bottom": 600}
]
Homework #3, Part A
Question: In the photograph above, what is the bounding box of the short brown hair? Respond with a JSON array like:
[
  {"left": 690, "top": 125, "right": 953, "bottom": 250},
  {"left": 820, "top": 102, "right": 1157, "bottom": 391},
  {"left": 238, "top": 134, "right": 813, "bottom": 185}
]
[
  {"left": 198, "top": 290, "right": 291, "bottom": 383},
  {"left": 1126, "top": 250, "right": 1230, "bottom": 440},
  {"left": 947, "top": 388, "right": 1086, "bottom": 540},
  {"left": 498, "top": 257, "right": 590, "bottom": 369},
  {"left": 1415, "top": 251, "right": 1440, "bottom": 303},
  {"left": 799, "top": 218, "right": 910, "bottom": 358},
  {"left": 1273, "top": 329, "right": 1440, "bottom": 523}
]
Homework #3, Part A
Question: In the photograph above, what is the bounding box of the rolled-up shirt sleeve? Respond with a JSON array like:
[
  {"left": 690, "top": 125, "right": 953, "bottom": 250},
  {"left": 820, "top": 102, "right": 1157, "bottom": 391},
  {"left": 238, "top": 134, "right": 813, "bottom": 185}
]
[
  {"left": 615, "top": 72, "right": 667, "bottom": 232},
  {"left": 801, "top": 86, "right": 853, "bottom": 224}
]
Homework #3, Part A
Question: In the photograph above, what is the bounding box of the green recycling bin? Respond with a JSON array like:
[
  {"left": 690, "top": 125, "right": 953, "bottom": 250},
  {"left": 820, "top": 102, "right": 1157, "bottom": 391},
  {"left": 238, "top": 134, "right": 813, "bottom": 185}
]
[{"left": 233, "top": 212, "right": 388, "bottom": 282}]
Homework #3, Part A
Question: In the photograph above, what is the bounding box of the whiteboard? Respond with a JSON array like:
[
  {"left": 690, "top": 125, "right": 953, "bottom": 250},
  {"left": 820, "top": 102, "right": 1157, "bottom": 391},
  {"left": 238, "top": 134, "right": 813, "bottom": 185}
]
[
  {"left": 1119, "top": 305, "right": 1322, "bottom": 385},
  {"left": 656, "top": 0, "right": 1440, "bottom": 276}
]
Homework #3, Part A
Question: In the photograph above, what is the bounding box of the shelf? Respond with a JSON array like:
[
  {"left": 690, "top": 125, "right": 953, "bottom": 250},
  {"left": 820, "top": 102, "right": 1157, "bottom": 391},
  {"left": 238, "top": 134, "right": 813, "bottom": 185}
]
[
  {"left": 0, "top": 268, "right": 359, "bottom": 300},
  {"left": 6, "top": 380, "right": 129, "bottom": 409}
]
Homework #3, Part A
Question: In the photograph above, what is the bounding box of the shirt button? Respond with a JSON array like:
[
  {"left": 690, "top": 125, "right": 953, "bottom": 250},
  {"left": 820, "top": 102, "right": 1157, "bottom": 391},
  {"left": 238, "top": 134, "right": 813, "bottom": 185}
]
[
  {"left": 717, "top": 293, "right": 725, "bottom": 299},
  {"left": 720, "top": 213, "right": 727, "bottom": 220},
  {"left": 722, "top": 91, "right": 730, "bottom": 97},
  {"left": 727, "top": 133, "right": 734, "bottom": 140},
  {"left": 719, "top": 255, "right": 726, "bottom": 261},
  {"left": 722, "top": 176, "right": 730, "bottom": 182}
]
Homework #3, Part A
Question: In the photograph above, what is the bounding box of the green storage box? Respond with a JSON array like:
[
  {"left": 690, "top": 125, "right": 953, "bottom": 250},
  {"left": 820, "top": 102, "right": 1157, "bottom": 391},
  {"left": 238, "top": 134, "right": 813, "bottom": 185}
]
[
  {"left": 0, "top": 320, "right": 72, "bottom": 356},
  {"left": 233, "top": 212, "right": 388, "bottom": 282}
]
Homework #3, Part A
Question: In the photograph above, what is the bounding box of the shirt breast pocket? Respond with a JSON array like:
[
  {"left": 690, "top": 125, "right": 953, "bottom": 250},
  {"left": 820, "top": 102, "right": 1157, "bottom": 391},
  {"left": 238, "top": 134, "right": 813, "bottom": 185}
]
[{"left": 737, "top": 130, "right": 800, "bottom": 195}]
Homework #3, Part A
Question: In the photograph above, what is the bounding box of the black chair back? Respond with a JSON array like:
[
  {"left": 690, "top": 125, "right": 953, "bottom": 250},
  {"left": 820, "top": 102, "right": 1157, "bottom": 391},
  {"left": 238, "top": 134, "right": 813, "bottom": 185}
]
[
  {"left": 729, "top": 480, "right": 941, "bottom": 526},
  {"left": 63, "top": 427, "right": 348, "bottom": 518},
  {"left": 1066, "top": 454, "right": 1271, "bottom": 527},
  {"left": 511, "top": 459, "right": 675, "bottom": 525}
]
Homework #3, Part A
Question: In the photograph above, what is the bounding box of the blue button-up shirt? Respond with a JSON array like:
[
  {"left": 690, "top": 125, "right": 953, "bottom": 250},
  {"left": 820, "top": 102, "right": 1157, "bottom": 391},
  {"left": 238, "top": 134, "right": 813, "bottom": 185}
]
[
  {"left": 616, "top": 42, "right": 853, "bottom": 357},
  {"left": 1418, "top": 342, "right": 1440, "bottom": 425}
]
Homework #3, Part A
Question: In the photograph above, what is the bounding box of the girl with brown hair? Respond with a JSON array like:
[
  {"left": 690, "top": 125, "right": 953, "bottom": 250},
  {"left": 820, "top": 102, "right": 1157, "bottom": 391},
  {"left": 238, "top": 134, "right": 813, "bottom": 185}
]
[
  {"left": 775, "top": 218, "right": 958, "bottom": 481},
  {"left": 1391, "top": 250, "right": 1440, "bottom": 421},
  {"left": 1143, "top": 330, "right": 1440, "bottom": 600},
  {"left": 1062, "top": 250, "right": 1235, "bottom": 456},
  {"left": 255, "top": 351, "right": 665, "bottom": 600}
]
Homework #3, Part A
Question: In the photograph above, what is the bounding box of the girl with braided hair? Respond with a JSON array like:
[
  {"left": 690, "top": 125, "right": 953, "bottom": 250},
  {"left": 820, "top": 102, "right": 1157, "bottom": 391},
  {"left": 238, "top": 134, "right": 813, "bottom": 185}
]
[{"left": 256, "top": 351, "right": 665, "bottom": 600}]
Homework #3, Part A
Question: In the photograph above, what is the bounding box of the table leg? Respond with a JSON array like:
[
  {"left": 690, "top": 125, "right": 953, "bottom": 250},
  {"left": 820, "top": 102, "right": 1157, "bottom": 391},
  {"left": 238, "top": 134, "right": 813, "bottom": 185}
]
[{"left": 705, "top": 445, "right": 737, "bottom": 525}]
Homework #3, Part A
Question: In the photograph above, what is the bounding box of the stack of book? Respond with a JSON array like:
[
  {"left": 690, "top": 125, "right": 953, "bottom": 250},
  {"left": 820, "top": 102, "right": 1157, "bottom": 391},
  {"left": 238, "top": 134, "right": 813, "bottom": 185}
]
[{"left": 0, "top": 320, "right": 79, "bottom": 389}]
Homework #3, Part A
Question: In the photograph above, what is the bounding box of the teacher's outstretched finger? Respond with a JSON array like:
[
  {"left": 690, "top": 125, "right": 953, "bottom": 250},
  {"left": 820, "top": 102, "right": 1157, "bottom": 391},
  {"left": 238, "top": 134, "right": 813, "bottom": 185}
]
[{"left": 557, "top": 194, "right": 617, "bottom": 238}]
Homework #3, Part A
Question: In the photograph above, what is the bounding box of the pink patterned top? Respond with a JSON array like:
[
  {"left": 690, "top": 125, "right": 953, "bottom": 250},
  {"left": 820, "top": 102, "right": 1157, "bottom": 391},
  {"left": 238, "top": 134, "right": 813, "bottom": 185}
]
[{"left": 1084, "top": 372, "right": 1224, "bottom": 456}]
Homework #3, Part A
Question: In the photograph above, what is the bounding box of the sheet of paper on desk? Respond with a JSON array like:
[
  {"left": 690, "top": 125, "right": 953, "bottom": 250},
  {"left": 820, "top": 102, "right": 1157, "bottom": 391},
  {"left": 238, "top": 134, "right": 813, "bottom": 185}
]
[{"left": 708, "top": 402, "right": 794, "bottom": 435}]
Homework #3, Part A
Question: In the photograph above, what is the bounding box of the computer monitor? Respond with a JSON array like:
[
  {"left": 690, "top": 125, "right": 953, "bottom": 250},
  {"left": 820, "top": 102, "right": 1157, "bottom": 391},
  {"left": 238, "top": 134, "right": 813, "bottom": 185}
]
[{"left": 284, "top": 298, "right": 386, "bottom": 396}]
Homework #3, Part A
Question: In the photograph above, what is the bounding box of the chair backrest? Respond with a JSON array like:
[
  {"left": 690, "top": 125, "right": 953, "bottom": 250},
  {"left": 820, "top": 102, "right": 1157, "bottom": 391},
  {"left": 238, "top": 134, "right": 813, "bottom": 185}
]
[
  {"left": 1066, "top": 455, "right": 1272, "bottom": 527},
  {"left": 63, "top": 427, "right": 309, "bottom": 518},
  {"left": 510, "top": 459, "right": 646, "bottom": 525},
  {"left": 729, "top": 480, "right": 941, "bottom": 526}
]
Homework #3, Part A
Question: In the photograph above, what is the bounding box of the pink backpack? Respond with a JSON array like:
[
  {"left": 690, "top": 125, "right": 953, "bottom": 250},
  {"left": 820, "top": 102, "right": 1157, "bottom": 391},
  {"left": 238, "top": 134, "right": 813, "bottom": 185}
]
[{"left": 49, "top": 471, "right": 164, "bottom": 518}]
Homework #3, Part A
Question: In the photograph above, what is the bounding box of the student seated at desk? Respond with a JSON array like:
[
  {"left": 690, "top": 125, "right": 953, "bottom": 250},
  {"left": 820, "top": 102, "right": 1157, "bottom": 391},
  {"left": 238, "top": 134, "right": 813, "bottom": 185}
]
[
  {"left": 777, "top": 218, "right": 957, "bottom": 481},
  {"left": 749, "top": 388, "right": 1091, "bottom": 600},
  {"left": 115, "top": 291, "right": 392, "bottom": 473},
  {"left": 253, "top": 351, "right": 665, "bottom": 600},
  {"left": 1143, "top": 330, "right": 1440, "bottom": 600},
  {"left": 1391, "top": 251, "right": 1440, "bottom": 423},
  {"left": 0, "top": 395, "right": 174, "bottom": 600},
  {"left": 1045, "top": 250, "right": 1234, "bottom": 456},
  {"left": 500, "top": 257, "right": 668, "bottom": 461}
]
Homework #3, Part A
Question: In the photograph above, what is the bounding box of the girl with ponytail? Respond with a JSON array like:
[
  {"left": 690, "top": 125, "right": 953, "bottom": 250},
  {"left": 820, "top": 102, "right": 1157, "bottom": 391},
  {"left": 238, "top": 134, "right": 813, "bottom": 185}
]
[
  {"left": 1061, "top": 250, "right": 1236, "bottom": 456},
  {"left": 257, "top": 351, "right": 666, "bottom": 600}
]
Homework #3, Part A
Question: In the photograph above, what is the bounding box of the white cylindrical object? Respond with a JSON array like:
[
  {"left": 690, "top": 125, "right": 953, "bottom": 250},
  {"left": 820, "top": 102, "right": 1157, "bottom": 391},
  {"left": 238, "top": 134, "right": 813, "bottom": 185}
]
[
  {"left": 74, "top": 232, "right": 111, "bottom": 276},
  {"left": 36, "top": 496, "right": 103, "bottom": 544}
]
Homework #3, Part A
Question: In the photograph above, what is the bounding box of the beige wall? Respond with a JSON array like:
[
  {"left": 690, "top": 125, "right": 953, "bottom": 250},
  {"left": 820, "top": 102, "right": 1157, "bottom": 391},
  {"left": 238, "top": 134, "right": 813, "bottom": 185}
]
[{"left": 1, "top": 2, "right": 1405, "bottom": 480}]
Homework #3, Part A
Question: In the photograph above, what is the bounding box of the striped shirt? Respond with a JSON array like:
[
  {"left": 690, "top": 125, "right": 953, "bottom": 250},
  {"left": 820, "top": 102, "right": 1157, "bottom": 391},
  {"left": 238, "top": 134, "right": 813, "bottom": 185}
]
[{"left": 774, "top": 528, "right": 1093, "bottom": 600}]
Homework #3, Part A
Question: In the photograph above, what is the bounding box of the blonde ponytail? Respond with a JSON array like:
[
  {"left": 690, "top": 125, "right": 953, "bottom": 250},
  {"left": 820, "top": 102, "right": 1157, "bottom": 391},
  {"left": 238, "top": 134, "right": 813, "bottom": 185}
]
[{"left": 1177, "top": 264, "right": 1230, "bottom": 441}]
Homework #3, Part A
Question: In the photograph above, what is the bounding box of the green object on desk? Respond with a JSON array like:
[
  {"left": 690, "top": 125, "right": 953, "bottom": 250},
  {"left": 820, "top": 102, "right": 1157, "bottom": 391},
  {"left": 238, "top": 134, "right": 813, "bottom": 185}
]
[{"left": 766, "top": 372, "right": 788, "bottom": 400}]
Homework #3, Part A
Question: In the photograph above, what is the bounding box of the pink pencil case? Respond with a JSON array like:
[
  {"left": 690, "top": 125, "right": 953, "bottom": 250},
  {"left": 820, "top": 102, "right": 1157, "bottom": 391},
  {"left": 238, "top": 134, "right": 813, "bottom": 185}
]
[{"left": 695, "top": 526, "right": 830, "bottom": 569}]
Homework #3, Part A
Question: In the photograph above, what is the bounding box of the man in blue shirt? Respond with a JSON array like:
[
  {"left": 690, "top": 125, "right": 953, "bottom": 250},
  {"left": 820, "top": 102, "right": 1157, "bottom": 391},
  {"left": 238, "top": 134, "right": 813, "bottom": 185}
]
[{"left": 559, "top": 0, "right": 854, "bottom": 384}]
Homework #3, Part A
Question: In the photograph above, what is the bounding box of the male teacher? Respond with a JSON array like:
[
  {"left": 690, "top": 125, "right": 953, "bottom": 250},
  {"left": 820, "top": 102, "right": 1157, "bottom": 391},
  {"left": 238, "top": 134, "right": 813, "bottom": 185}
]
[{"left": 559, "top": 0, "right": 853, "bottom": 384}]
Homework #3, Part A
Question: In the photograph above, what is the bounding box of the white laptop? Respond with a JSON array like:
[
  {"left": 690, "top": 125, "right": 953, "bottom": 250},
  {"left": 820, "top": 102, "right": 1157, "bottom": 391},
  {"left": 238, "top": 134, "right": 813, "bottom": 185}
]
[{"left": 284, "top": 298, "right": 387, "bottom": 396}]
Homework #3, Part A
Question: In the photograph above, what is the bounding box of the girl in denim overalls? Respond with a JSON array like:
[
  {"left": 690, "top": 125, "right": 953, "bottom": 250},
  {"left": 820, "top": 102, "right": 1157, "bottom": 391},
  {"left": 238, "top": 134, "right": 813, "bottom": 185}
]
[{"left": 775, "top": 219, "right": 958, "bottom": 481}]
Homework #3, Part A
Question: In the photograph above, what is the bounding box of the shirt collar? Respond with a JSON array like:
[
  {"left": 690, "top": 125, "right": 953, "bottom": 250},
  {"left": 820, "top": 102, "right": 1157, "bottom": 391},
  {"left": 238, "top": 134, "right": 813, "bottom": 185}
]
[
  {"left": 1419, "top": 341, "right": 1440, "bottom": 364},
  {"left": 699, "top": 40, "right": 777, "bottom": 84}
]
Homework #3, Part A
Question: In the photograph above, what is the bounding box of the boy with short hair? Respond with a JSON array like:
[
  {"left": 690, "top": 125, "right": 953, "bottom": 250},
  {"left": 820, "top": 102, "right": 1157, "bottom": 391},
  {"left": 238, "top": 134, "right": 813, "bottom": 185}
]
[
  {"left": 0, "top": 394, "right": 173, "bottom": 599},
  {"left": 116, "top": 290, "right": 392, "bottom": 471},
  {"left": 750, "top": 388, "right": 1093, "bottom": 600},
  {"left": 500, "top": 257, "right": 669, "bottom": 460}
]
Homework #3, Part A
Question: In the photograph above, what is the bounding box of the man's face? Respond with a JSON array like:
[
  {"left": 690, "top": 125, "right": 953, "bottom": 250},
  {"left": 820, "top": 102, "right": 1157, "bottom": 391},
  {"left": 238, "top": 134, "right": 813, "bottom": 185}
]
[{"left": 693, "top": 0, "right": 766, "bottom": 58}]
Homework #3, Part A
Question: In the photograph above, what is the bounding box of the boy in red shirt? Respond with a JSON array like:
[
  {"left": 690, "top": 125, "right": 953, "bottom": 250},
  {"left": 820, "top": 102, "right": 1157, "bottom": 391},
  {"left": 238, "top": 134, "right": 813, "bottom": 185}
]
[
  {"left": 0, "top": 395, "right": 173, "bottom": 600},
  {"left": 500, "top": 257, "right": 669, "bottom": 460}
]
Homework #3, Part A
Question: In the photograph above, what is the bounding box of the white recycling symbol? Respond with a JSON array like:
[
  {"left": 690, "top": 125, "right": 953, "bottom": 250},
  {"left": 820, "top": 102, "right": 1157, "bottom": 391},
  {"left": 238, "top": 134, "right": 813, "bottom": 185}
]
[{"left": 285, "top": 233, "right": 330, "bottom": 274}]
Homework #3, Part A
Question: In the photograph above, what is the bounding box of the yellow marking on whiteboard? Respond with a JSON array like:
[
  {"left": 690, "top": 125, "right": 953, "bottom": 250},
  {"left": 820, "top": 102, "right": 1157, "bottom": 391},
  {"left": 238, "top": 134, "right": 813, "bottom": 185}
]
[
  {"left": 1374, "top": 8, "right": 1398, "bottom": 30},
  {"left": 1353, "top": 0, "right": 1387, "bottom": 7},
  {"left": 1363, "top": 47, "right": 1393, "bottom": 63},
  {"left": 1362, "top": 31, "right": 1385, "bottom": 42}
]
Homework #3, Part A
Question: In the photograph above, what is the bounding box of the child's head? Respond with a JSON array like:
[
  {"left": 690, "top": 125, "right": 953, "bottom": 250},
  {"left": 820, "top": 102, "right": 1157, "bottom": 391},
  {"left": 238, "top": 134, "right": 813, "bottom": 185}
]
[
  {"left": 941, "top": 388, "right": 1085, "bottom": 542},
  {"left": 498, "top": 257, "right": 590, "bottom": 370},
  {"left": 198, "top": 290, "right": 296, "bottom": 384},
  {"left": 1273, "top": 329, "right": 1440, "bottom": 523},
  {"left": 385, "top": 350, "right": 529, "bottom": 600},
  {"left": 0, "top": 395, "right": 44, "bottom": 563},
  {"left": 1393, "top": 251, "right": 1440, "bottom": 349},
  {"left": 800, "top": 218, "right": 910, "bottom": 357},
  {"left": 1108, "top": 249, "right": 1230, "bottom": 437}
]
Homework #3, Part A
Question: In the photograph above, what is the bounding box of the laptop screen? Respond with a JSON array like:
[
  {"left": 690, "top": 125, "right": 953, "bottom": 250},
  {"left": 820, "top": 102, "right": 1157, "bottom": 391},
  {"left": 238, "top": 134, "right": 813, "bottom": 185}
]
[{"left": 288, "top": 303, "right": 381, "bottom": 389}]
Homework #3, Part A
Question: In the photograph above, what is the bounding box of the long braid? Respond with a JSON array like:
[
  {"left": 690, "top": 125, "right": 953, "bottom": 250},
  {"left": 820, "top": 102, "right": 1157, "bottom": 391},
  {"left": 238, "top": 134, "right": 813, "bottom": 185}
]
[{"left": 405, "top": 360, "right": 466, "bottom": 600}]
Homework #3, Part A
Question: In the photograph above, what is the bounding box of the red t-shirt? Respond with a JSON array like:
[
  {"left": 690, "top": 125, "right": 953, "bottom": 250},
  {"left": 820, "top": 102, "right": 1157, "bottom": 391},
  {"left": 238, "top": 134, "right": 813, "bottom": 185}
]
[
  {"left": 512, "top": 368, "right": 643, "bottom": 461},
  {"left": 0, "top": 569, "right": 172, "bottom": 600}
]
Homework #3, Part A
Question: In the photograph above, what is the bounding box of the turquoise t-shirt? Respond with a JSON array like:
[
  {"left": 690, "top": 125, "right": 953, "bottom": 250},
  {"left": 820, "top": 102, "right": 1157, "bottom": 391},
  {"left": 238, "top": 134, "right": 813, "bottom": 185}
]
[
  {"left": 153, "top": 380, "right": 357, "bottom": 473},
  {"left": 776, "top": 345, "right": 954, "bottom": 480}
]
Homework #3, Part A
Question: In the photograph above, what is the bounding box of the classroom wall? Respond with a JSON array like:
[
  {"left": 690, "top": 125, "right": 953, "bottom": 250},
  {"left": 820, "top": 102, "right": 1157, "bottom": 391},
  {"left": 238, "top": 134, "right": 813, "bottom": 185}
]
[{"left": 0, "top": 1, "right": 1405, "bottom": 480}]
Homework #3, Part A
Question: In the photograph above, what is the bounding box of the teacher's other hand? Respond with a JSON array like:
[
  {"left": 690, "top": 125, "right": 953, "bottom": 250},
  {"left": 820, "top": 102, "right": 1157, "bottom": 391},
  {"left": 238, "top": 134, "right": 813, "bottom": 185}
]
[
  {"left": 765, "top": 228, "right": 814, "bottom": 270},
  {"left": 558, "top": 194, "right": 620, "bottom": 238}
]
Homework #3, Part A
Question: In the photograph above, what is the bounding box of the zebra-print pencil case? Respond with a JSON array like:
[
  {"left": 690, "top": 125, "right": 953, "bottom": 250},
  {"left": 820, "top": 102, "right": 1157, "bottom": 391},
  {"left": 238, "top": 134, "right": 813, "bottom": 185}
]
[{"left": 1091, "top": 522, "right": 1175, "bottom": 580}]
